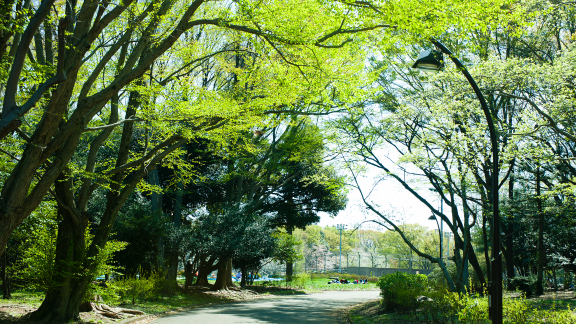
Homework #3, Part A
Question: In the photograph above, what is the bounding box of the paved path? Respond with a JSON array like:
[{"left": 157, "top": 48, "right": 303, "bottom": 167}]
[{"left": 152, "top": 290, "right": 380, "bottom": 324}]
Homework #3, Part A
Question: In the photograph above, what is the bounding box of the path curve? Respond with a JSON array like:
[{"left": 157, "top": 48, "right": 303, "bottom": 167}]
[{"left": 152, "top": 290, "right": 380, "bottom": 324}]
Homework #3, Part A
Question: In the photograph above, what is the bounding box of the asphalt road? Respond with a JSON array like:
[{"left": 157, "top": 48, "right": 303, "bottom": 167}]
[{"left": 152, "top": 290, "right": 380, "bottom": 324}]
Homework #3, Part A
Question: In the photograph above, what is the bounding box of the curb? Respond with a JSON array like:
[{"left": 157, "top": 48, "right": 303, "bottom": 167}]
[{"left": 119, "top": 314, "right": 154, "bottom": 324}]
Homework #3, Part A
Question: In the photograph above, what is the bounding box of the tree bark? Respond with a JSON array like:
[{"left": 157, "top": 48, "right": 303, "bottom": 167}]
[
  {"left": 2, "top": 249, "right": 11, "bottom": 299},
  {"left": 31, "top": 174, "right": 88, "bottom": 322},
  {"left": 504, "top": 168, "right": 516, "bottom": 290},
  {"left": 212, "top": 258, "right": 229, "bottom": 291},
  {"left": 148, "top": 169, "right": 165, "bottom": 271},
  {"left": 226, "top": 258, "right": 234, "bottom": 288},
  {"left": 194, "top": 256, "right": 217, "bottom": 286}
]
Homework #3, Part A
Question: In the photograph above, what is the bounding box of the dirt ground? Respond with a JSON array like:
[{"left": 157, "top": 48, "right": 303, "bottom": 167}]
[{"left": 0, "top": 285, "right": 304, "bottom": 324}]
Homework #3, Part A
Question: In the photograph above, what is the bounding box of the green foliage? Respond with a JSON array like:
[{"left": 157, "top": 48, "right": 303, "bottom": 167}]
[
  {"left": 445, "top": 291, "right": 490, "bottom": 323},
  {"left": 272, "top": 231, "right": 303, "bottom": 264},
  {"left": 10, "top": 204, "right": 58, "bottom": 291},
  {"left": 291, "top": 273, "right": 311, "bottom": 288},
  {"left": 509, "top": 276, "right": 538, "bottom": 297},
  {"left": 377, "top": 272, "right": 428, "bottom": 312},
  {"left": 153, "top": 274, "right": 179, "bottom": 296},
  {"left": 415, "top": 287, "right": 576, "bottom": 324},
  {"left": 113, "top": 275, "right": 156, "bottom": 305}
]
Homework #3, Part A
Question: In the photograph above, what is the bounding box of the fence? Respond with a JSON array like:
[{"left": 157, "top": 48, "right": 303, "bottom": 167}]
[{"left": 299, "top": 251, "right": 439, "bottom": 274}]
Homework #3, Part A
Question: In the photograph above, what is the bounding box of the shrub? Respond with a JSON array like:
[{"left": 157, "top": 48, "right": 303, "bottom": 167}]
[
  {"left": 291, "top": 273, "right": 311, "bottom": 288},
  {"left": 377, "top": 272, "right": 428, "bottom": 312},
  {"left": 509, "top": 276, "right": 538, "bottom": 297},
  {"left": 153, "top": 275, "right": 178, "bottom": 295},
  {"left": 113, "top": 276, "right": 155, "bottom": 305},
  {"left": 445, "top": 292, "right": 489, "bottom": 323}
]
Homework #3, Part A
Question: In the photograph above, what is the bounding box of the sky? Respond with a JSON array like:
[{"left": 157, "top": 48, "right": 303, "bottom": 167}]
[{"left": 317, "top": 158, "right": 449, "bottom": 232}]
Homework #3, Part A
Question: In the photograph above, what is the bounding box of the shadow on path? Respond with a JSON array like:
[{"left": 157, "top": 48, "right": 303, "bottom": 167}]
[{"left": 153, "top": 290, "right": 380, "bottom": 324}]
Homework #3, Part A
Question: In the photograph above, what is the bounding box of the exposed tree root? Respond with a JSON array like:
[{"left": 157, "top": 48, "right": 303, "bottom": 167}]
[{"left": 84, "top": 302, "right": 145, "bottom": 319}]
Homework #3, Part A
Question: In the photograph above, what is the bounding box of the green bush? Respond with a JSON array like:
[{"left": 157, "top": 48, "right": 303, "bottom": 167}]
[
  {"left": 377, "top": 272, "right": 428, "bottom": 312},
  {"left": 113, "top": 276, "right": 155, "bottom": 305},
  {"left": 446, "top": 291, "right": 489, "bottom": 323},
  {"left": 291, "top": 273, "right": 311, "bottom": 288},
  {"left": 509, "top": 276, "right": 538, "bottom": 297},
  {"left": 153, "top": 275, "right": 178, "bottom": 295}
]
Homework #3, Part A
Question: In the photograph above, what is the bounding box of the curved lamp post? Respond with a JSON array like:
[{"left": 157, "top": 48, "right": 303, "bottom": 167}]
[{"left": 412, "top": 40, "right": 501, "bottom": 324}]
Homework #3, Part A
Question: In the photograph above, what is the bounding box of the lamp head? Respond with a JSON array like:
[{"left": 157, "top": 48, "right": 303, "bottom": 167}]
[
  {"left": 428, "top": 215, "right": 437, "bottom": 220},
  {"left": 412, "top": 49, "right": 444, "bottom": 71}
]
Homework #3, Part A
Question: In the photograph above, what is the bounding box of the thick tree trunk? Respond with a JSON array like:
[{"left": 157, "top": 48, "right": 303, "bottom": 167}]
[
  {"left": 195, "top": 264, "right": 210, "bottom": 286},
  {"left": 194, "top": 257, "right": 216, "bottom": 286},
  {"left": 184, "top": 260, "right": 194, "bottom": 290},
  {"left": 31, "top": 201, "right": 88, "bottom": 322},
  {"left": 226, "top": 258, "right": 234, "bottom": 288},
  {"left": 212, "top": 258, "right": 229, "bottom": 291}
]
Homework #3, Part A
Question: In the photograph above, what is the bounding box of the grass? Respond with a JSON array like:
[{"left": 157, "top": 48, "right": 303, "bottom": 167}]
[
  {"left": 348, "top": 300, "right": 414, "bottom": 324},
  {"left": 303, "top": 277, "right": 378, "bottom": 292},
  {"left": 346, "top": 290, "right": 576, "bottom": 324},
  {"left": 0, "top": 290, "right": 45, "bottom": 308},
  {"left": 249, "top": 273, "right": 379, "bottom": 292}
]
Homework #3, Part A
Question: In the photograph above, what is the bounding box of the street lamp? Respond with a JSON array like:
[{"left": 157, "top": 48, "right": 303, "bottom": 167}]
[
  {"left": 336, "top": 224, "right": 347, "bottom": 273},
  {"left": 412, "top": 39, "right": 501, "bottom": 323},
  {"left": 428, "top": 215, "right": 443, "bottom": 260}
]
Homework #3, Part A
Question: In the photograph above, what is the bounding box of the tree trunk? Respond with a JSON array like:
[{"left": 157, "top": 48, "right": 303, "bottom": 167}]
[
  {"left": 286, "top": 226, "right": 294, "bottom": 281},
  {"left": 148, "top": 169, "right": 164, "bottom": 271},
  {"left": 184, "top": 260, "right": 194, "bottom": 290},
  {"left": 194, "top": 257, "right": 216, "bottom": 286},
  {"left": 212, "top": 258, "right": 229, "bottom": 291},
  {"left": 505, "top": 169, "right": 516, "bottom": 290},
  {"left": 2, "top": 249, "right": 11, "bottom": 299},
  {"left": 240, "top": 265, "right": 247, "bottom": 288},
  {"left": 536, "top": 167, "right": 545, "bottom": 295},
  {"left": 226, "top": 258, "right": 234, "bottom": 288},
  {"left": 30, "top": 201, "right": 88, "bottom": 322},
  {"left": 195, "top": 264, "right": 210, "bottom": 286},
  {"left": 165, "top": 253, "right": 178, "bottom": 282}
]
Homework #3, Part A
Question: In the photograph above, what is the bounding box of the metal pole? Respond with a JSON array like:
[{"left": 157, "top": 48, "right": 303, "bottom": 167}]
[
  {"left": 339, "top": 228, "right": 342, "bottom": 273},
  {"left": 336, "top": 224, "right": 346, "bottom": 273},
  {"left": 431, "top": 39, "right": 501, "bottom": 324}
]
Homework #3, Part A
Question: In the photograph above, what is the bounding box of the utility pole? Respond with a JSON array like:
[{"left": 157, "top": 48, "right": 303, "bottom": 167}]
[{"left": 336, "top": 224, "right": 347, "bottom": 273}]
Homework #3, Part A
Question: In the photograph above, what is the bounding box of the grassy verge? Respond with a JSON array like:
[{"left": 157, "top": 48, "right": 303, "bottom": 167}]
[
  {"left": 347, "top": 300, "right": 415, "bottom": 324},
  {"left": 346, "top": 290, "right": 576, "bottom": 324}
]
